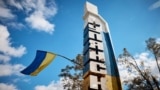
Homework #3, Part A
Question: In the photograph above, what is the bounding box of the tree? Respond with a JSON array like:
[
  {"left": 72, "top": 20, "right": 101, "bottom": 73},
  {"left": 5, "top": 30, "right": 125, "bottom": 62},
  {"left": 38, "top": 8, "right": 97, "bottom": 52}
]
[
  {"left": 118, "top": 46, "right": 160, "bottom": 90},
  {"left": 146, "top": 38, "right": 160, "bottom": 74},
  {"left": 58, "top": 38, "right": 160, "bottom": 90},
  {"left": 59, "top": 54, "right": 83, "bottom": 90}
]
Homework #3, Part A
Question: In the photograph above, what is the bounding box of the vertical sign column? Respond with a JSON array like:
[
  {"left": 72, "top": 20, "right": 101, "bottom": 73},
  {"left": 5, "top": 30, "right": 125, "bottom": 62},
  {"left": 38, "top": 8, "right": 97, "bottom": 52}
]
[{"left": 83, "top": 22, "right": 107, "bottom": 90}]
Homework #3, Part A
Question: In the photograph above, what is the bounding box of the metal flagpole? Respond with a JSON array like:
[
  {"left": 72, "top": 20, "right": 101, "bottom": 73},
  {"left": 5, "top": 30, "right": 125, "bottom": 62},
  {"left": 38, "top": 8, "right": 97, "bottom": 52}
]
[{"left": 56, "top": 54, "right": 83, "bottom": 67}]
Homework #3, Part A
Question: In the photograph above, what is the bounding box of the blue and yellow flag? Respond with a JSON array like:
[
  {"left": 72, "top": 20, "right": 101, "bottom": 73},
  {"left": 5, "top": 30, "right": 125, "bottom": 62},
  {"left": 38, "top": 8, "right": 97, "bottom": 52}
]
[{"left": 21, "top": 50, "right": 56, "bottom": 76}]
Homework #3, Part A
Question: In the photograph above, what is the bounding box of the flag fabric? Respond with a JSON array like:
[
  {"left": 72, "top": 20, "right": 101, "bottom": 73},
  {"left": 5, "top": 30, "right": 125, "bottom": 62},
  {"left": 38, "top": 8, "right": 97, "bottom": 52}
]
[{"left": 21, "top": 50, "right": 56, "bottom": 76}]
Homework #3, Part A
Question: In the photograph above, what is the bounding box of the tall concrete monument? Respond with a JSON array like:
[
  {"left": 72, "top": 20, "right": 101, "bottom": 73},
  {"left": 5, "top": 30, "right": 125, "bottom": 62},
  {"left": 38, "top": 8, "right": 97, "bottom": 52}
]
[{"left": 83, "top": 2, "right": 122, "bottom": 90}]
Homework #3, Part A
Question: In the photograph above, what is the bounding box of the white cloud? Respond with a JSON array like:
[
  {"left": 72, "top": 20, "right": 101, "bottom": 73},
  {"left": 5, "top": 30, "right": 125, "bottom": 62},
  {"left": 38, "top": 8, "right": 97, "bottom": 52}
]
[
  {"left": 0, "top": 83, "right": 18, "bottom": 90},
  {"left": 20, "top": 0, "right": 36, "bottom": 13},
  {"left": 147, "top": 60, "right": 159, "bottom": 76},
  {"left": 0, "top": 0, "right": 5, "bottom": 7},
  {"left": 118, "top": 63, "right": 138, "bottom": 82},
  {"left": 135, "top": 52, "right": 159, "bottom": 76},
  {"left": 25, "top": 11, "right": 54, "bottom": 34},
  {"left": 12, "top": 78, "right": 31, "bottom": 83},
  {"left": 156, "top": 38, "right": 160, "bottom": 44},
  {"left": 25, "top": 0, "right": 57, "bottom": 34},
  {"left": 0, "top": 0, "right": 57, "bottom": 34},
  {"left": 7, "top": 22, "right": 25, "bottom": 30},
  {"left": 6, "top": 0, "right": 23, "bottom": 10},
  {"left": 6, "top": 0, "right": 36, "bottom": 13},
  {"left": 0, "top": 54, "right": 10, "bottom": 63},
  {"left": 135, "top": 52, "right": 151, "bottom": 61},
  {"left": 149, "top": 0, "right": 160, "bottom": 10},
  {"left": 0, "top": 6, "right": 15, "bottom": 19},
  {"left": 118, "top": 52, "right": 160, "bottom": 82},
  {"left": 0, "top": 25, "right": 26, "bottom": 62},
  {"left": 35, "top": 80, "right": 64, "bottom": 90},
  {"left": 0, "top": 0, "right": 15, "bottom": 19},
  {"left": 0, "top": 63, "right": 25, "bottom": 76}
]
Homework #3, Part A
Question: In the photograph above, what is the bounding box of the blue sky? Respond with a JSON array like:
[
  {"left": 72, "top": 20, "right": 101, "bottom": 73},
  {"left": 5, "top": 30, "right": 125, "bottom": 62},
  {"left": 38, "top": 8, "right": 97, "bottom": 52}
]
[{"left": 0, "top": 0, "right": 160, "bottom": 90}]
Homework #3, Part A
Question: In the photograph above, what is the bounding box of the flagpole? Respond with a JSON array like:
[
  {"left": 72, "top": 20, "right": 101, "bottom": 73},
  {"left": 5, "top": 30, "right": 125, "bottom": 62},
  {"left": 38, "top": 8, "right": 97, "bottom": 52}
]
[{"left": 56, "top": 54, "right": 83, "bottom": 67}]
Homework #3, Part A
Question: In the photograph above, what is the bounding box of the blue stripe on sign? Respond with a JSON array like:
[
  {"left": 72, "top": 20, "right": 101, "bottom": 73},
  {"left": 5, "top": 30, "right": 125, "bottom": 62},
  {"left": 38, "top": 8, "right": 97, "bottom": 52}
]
[
  {"left": 102, "top": 32, "right": 120, "bottom": 77},
  {"left": 21, "top": 50, "right": 47, "bottom": 75}
]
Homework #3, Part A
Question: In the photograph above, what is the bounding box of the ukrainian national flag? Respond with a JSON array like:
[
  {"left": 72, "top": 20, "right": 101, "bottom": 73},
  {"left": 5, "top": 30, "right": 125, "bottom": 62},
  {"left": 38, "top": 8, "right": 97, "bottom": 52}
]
[{"left": 21, "top": 50, "right": 56, "bottom": 76}]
